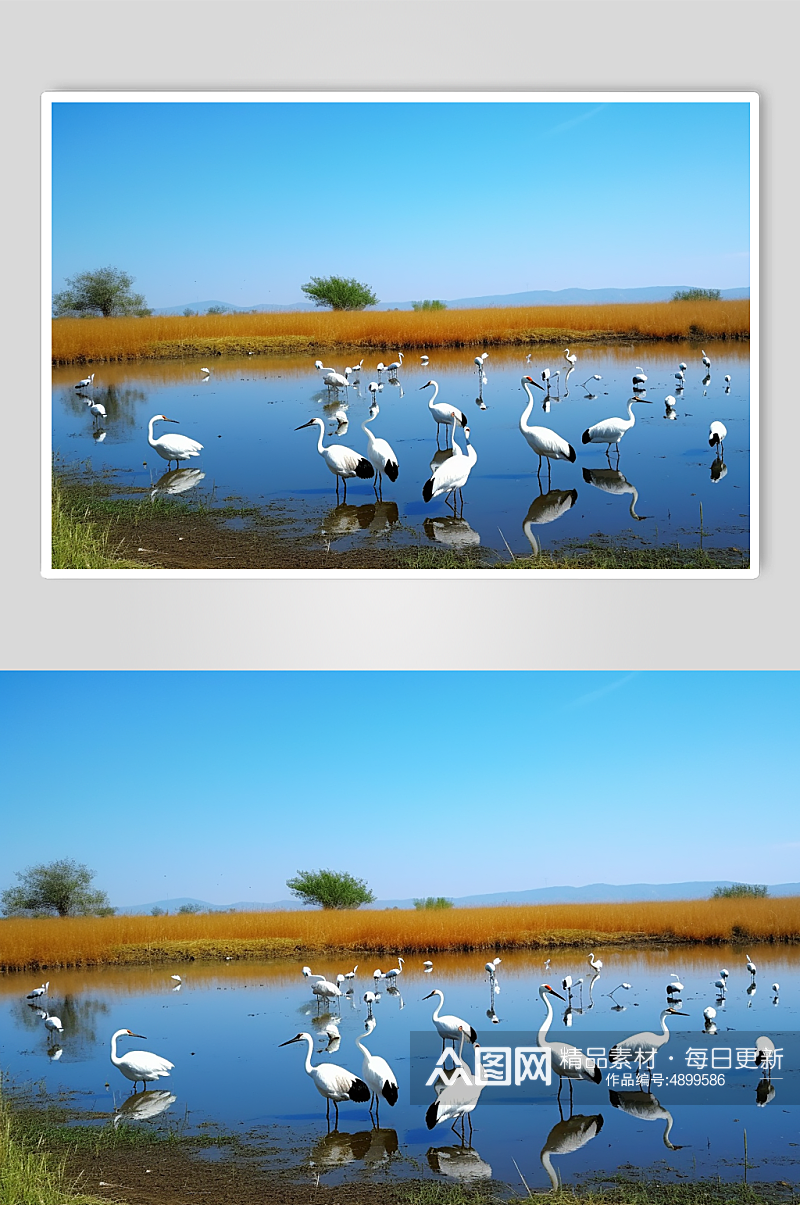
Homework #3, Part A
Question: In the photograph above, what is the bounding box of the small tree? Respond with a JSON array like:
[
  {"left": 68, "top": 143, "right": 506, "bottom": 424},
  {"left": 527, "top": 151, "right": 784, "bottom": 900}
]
[
  {"left": 412, "top": 300, "right": 447, "bottom": 312},
  {"left": 177, "top": 902, "right": 203, "bottom": 914},
  {"left": 413, "top": 896, "right": 454, "bottom": 910},
  {"left": 672, "top": 288, "right": 722, "bottom": 302},
  {"left": 286, "top": 869, "right": 375, "bottom": 910},
  {"left": 182, "top": 308, "right": 197, "bottom": 318},
  {"left": 53, "top": 267, "right": 152, "bottom": 318},
  {"left": 301, "top": 276, "right": 378, "bottom": 311},
  {"left": 711, "top": 883, "right": 768, "bottom": 899},
  {"left": 205, "top": 304, "right": 230, "bottom": 315},
  {"left": 1, "top": 859, "right": 114, "bottom": 918},
  {"left": 150, "top": 906, "right": 166, "bottom": 916}
]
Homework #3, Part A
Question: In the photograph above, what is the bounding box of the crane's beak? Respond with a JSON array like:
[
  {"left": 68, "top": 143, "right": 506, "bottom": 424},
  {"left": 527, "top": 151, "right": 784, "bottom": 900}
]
[
  {"left": 162, "top": 418, "right": 179, "bottom": 424},
  {"left": 524, "top": 376, "right": 545, "bottom": 389},
  {"left": 547, "top": 988, "right": 566, "bottom": 1001},
  {"left": 129, "top": 1033, "right": 147, "bottom": 1039},
  {"left": 422, "top": 991, "right": 435, "bottom": 1000},
  {"left": 669, "top": 1010, "right": 690, "bottom": 1016},
  {"left": 295, "top": 420, "right": 315, "bottom": 430},
  {"left": 279, "top": 1036, "right": 301, "bottom": 1046}
]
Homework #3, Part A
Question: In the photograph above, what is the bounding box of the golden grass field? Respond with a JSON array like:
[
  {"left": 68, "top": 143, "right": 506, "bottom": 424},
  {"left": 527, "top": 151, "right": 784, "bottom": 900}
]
[
  {"left": 1, "top": 896, "right": 794, "bottom": 972},
  {"left": 51, "top": 299, "right": 750, "bottom": 364}
]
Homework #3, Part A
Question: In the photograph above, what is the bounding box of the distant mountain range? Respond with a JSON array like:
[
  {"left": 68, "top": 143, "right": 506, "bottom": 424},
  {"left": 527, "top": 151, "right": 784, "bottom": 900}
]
[
  {"left": 153, "top": 285, "right": 749, "bottom": 317},
  {"left": 117, "top": 879, "right": 796, "bottom": 914}
]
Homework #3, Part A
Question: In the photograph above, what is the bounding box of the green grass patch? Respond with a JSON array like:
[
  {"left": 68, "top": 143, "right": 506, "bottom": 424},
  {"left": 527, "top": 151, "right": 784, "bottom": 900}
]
[
  {"left": 109, "top": 936, "right": 302, "bottom": 964},
  {"left": 400, "top": 1180, "right": 794, "bottom": 1205},
  {"left": 145, "top": 334, "right": 317, "bottom": 358},
  {"left": 52, "top": 475, "right": 141, "bottom": 569},
  {"left": 496, "top": 541, "right": 749, "bottom": 571},
  {"left": 0, "top": 1085, "right": 110, "bottom": 1205}
]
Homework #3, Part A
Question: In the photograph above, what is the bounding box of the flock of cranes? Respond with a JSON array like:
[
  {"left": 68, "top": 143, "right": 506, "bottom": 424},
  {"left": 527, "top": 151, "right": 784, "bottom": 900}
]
[
  {"left": 20, "top": 949, "right": 783, "bottom": 1190},
  {"left": 71, "top": 345, "right": 735, "bottom": 517}
]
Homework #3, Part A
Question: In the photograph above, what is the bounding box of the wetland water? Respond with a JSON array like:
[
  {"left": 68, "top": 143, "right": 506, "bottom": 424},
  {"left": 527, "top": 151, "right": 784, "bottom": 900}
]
[
  {"left": 52, "top": 342, "right": 750, "bottom": 565},
  {"left": 2, "top": 946, "right": 795, "bottom": 1190}
]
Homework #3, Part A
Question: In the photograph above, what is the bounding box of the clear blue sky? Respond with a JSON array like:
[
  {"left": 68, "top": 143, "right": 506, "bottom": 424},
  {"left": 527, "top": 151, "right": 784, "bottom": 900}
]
[
  {"left": 0, "top": 672, "right": 793, "bottom": 907},
  {"left": 51, "top": 100, "right": 751, "bottom": 308}
]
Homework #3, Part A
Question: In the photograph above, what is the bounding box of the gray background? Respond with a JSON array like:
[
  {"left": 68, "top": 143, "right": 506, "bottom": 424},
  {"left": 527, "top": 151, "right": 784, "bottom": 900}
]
[{"left": 3, "top": 1, "right": 796, "bottom": 670}]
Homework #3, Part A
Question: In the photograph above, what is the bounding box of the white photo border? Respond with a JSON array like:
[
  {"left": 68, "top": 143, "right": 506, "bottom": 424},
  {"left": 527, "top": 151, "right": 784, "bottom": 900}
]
[{"left": 41, "top": 90, "right": 758, "bottom": 580}]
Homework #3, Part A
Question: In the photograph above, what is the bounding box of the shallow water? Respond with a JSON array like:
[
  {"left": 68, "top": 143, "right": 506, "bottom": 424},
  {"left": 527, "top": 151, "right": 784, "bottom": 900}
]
[
  {"left": 52, "top": 342, "right": 750, "bottom": 561},
  {"left": 1, "top": 945, "right": 794, "bottom": 1189}
]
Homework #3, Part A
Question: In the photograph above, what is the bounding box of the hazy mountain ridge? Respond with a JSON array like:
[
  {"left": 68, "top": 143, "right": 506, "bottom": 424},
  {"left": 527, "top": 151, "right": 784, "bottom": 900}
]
[
  {"left": 152, "top": 285, "right": 750, "bottom": 317},
  {"left": 117, "top": 879, "right": 796, "bottom": 914}
]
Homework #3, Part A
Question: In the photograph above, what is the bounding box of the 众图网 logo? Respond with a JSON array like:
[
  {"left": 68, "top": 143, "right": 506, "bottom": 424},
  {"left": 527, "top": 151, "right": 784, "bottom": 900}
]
[{"left": 425, "top": 1045, "right": 552, "bottom": 1088}]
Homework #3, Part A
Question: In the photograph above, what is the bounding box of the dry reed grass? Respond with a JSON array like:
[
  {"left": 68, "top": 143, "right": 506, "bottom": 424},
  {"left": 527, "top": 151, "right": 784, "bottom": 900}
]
[
  {"left": 51, "top": 300, "right": 750, "bottom": 364},
  {"left": 1, "top": 896, "right": 794, "bottom": 973}
]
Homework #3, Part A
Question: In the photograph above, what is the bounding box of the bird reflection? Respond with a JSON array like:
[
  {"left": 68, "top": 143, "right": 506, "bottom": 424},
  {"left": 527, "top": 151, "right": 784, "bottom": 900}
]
[
  {"left": 424, "top": 515, "right": 480, "bottom": 549},
  {"left": 151, "top": 468, "right": 206, "bottom": 497},
  {"left": 581, "top": 467, "right": 647, "bottom": 521},
  {"left": 756, "top": 1079, "right": 776, "bottom": 1107},
  {"left": 323, "top": 502, "right": 397, "bottom": 538},
  {"left": 113, "top": 1090, "right": 176, "bottom": 1128},
  {"left": 309, "top": 1128, "right": 372, "bottom": 1165},
  {"left": 430, "top": 447, "right": 455, "bottom": 475},
  {"left": 427, "top": 1144, "right": 492, "bottom": 1181},
  {"left": 710, "top": 458, "right": 727, "bottom": 483},
  {"left": 703, "top": 374, "right": 712, "bottom": 388},
  {"left": 385, "top": 985, "right": 405, "bottom": 1010},
  {"left": 609, "top": 1089, "right": 682, "bottom": 1149},
  {"left": 486, "top": 1005, "right": 501, "bottom": 1024},
  {"left": 522, "top": 488, "right": 578, "bottom": 554},
  {"left": 48, "top": 1045, "right": 63, "bottom": 1061},
  {"left": 93, "top": 428, "right": 107, "bottom": 442},
  {"left": 540, "top": 1112, "right": 604, "bottom": 1190}
]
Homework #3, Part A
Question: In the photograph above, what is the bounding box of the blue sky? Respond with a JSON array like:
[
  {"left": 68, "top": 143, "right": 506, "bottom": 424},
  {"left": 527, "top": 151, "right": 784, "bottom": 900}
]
[
  {"left": 51, "top": 100, "right": 751, "bottom": 308},
  {"left": 0, "top": 672, "right": 794, "bottom": 907}
]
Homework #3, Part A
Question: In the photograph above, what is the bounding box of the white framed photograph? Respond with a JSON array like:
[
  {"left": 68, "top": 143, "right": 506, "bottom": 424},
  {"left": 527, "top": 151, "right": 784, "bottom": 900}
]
[{"left": 43, "top": 92, "right": 757, "bottom": 579}]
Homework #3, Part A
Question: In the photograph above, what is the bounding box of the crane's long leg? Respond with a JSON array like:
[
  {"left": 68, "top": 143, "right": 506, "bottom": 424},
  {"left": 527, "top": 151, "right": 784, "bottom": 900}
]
[
  {"left": 342, "top": 477, "right": 348, "bottom": 502},
  {"left": 467, "top": 1113, "right": 473, "bottom": 1141}
]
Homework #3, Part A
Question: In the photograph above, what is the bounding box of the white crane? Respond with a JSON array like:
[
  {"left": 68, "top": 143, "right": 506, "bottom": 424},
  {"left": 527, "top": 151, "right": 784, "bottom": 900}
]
[
  {"left": 679, "top": 362, "right": 687, "bottom": 371},
  {"left": 147, "top": 415, "right": 203, "bottom": 469},
  {"left": 44, "top": 1011, "right": 64, "bottom": 1038},
  {"left": 385, "top": 957, "right": 404, "bottom": 984},
  {"left": 581, "top": 397, "right": 651, "bottom": 455},
  {"left": 171, "top": 974, "right": 182, "bottom": 983},
  {"left": 367, "top": 381, "right": 384, "bottom": 404},
  {"left": 564, "top": 349, "right": 577, "bottom": 366},
  {"left": 674, "top": 370, "right": 685, "bottom": 386},
  {"left": 422, "top": 425, "right": 476, "bottom": 511},
  {"left": 484, "top": 957, "right": 501, "bottom": 978},
  {"left": 74, "top": 373, "right": 95, "bottom": 390},
  {"left": 362, "top": 404, "right": 399, "bottom": 495},
  {"left": 386, "top": 352, "right": 404, "bottom": 376},
  {"left": 703, "top": 1007, "right": 716, "bottom": 1020},
  {"left": 295, "top": 416, "right": 374, "bottom": 499},
  {"left": 724, "top": 374, "right": 731, "bottom": 385},
  {"left": 702, "top": 349, "right": 711, "bottom": 370},
  {"left": 608, "top": 983, "right": 632, "bottom": 1005},
  {"left": 363, "top": 991, "right": 376, "bottom": 1019},
  {"left": 665, "top": 975, "right": 684, "bottom": 996},
  {"left": 279, "top": 1032, "right": 369, "bottom": 1124},
  {"left": 581, "top": 375, "right": 602, "bottom": 389},
  {"left": 343, "top": 965, "right": 358, "bottom": 983},
  {"left": 85, "top": 397, "right": 107, "bottom": 424},
  {"left": 426, "top": 1027, "right": 485, "bottom": 1139},
  {"left": 709, "top": 420, "right": 727, "bottom": 453},
  {"left": 746, "top": 954, "right": 757, "bottom": 977},
  {"left": 519, "top": 377, "right": 576, "bottom": 478},
  {"left": 373, "top": 969, "right": 384, "bottom": 986},
  {"left": 376, "top": 362, "right": 386, "bottom": 379},
  {"left": 537, "top": 984, "right": 601, "bottom": 1097},
  {"left": 772, "top": 982, "right": 780, "bottom": 995},
  {"left": 420, "top": 380, "right": 467, "bottom": 444},
  {"left": 588, "top": 953, "right": 603, "bottom": 972},
  {"left": 26, "top": 982, "right": 49, "bottom": 1000},
  {"left": 355, "top": 1018, "right": 398, "bottom": 1118},
  {"left": 200, "top": 366, "right": 210, "bottom": 375},
  {"left": 110, "top": 1029, "right": 174, "bottom": 1092},
  {"left": 424, "top": 988, "right": 478, "bottom": 1049},
  {"left": 540, "top": 1113, "right": 604, "bottom": 1190},
  {"left": 609, "top": 1090, "right": 681, "bottom": 1150},
  {"left": 311, "top": 975, "right": 343, "bottom": 1006},
  {"left": 609, "top": 1007, "right": 688, "bottom": 1073},
  {"left": 632, "top": 368, "right": 648, "bottom": 388},
  {"left": 714, "top": 977, "right": 727, "bottom": 997},
  {"left": 474, "top": 353, "right": 488, "bottom": 375}
]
